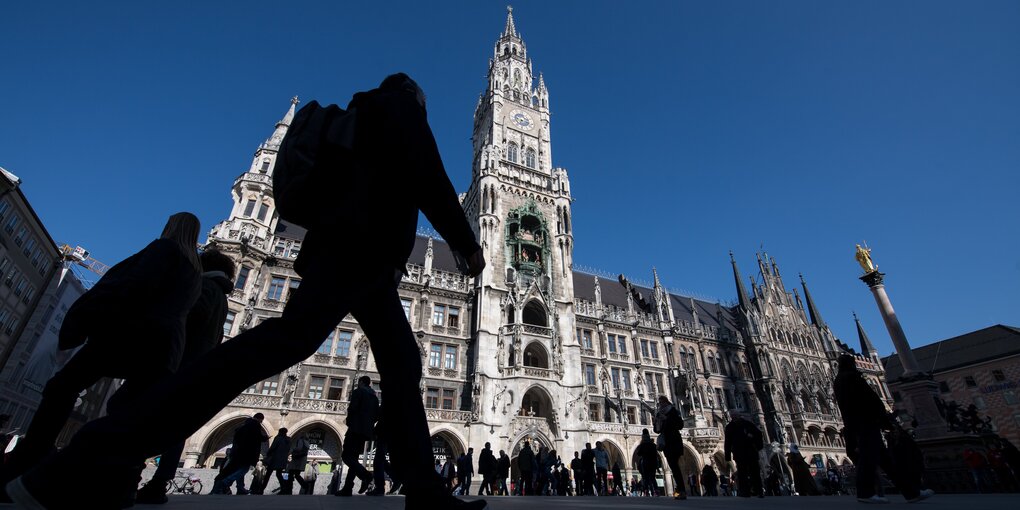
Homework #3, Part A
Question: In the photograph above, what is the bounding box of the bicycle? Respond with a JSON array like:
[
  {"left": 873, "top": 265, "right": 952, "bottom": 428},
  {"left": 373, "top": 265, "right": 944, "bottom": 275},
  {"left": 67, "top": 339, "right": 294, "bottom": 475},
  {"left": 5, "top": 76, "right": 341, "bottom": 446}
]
[{"left": 166, "top": 471, "right": 203, "bottom": 495}]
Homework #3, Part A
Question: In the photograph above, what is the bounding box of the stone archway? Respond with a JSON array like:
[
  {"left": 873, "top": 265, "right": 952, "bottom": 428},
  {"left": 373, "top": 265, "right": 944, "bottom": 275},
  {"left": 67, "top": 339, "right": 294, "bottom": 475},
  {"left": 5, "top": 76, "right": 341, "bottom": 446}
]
[
  {"left": 509, "top": 430, "right": 553, "bottom": 488},
  {"left": 200, "top": 417, "right": 250, "bottom": 469},
  {"left": 523, "top": 342, "right": 549, "bottom": 368},
  {"left": 431, "top": 429, "right": 466, "bottom": 464},
  {"left": 290, "top": 422, "right": 343, "bottom": 471}
]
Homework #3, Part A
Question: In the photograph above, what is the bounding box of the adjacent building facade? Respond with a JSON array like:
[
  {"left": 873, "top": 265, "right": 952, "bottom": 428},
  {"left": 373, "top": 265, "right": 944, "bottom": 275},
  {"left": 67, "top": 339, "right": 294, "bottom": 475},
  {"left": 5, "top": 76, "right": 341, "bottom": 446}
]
[
  {"left": 184, "top": 8, "right": 890, "bottom": 488},
  {"left": 884, "top": 325, "right": 1020, "bottom": 447}
]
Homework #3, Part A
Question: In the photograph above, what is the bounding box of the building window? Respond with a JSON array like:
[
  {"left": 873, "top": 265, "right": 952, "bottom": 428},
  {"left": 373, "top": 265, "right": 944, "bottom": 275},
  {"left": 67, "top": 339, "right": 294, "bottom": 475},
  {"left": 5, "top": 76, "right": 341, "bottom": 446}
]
[
  {"left": 654, "top": 373, "right": 665, "bottom": 394},
  {"left": 0, "top": 200, "right": 8, "bottom": 221},
  {"left": 622, "top": 369, "right": 632, "bottom": 391},
  {"left": 525, "top": 148, "right": 536, "bottom": 168},
  {"left": 964, "top": 376, "right": 977, "bottom": 388},
  {"left": 578, "top": 328, "right": 593, "bottom": 350},
  {"left": 611, "top": 367, "right": 621, "bottom": 389},
  {"left": 507, "top": 142, "right": 518, "bottom": 163},
  {"left": 260, "top": 379, "right": 279, "bottom": 395},
  {"left": 336, "top": 330, "right": 352, "bottom": 357},
  {"left": 4, "top": 268, "right": 19, "bottom": 287},
  {"left": 31, "top": 248, "right": 42, "bottom": 267},
  {"left": 0, "top": 309, "right": 9, "bottom": 333},
  {"left": 260, "top": 159, "right": 271, "bottom": 172},
  {"left": 617, "top": 335, "right": 628, "bottom": 354},
  {"left": 318, "top": 331, "right": 335, "bottom": 355},
  {"left": 432, "top": 304, "right": 446, "bottom": 326},
  {"left": 645, "top": 373, "right": 656, "bottom": 397},
  {"left": 993, "top": 370, "right": 1006, "bottom": 382},
  {"left": 650, "top": 342, "right": 659, "bottom": 359},
  {"left": 327, "top": 377, "right": 345, "bottom": 400},
  {"left": 938, "top": 381, "right": 950, "bottom": 393},
  {"left": 447, "top": 306, "right": 460, "bottom": 329},
  {"left": 13, "top": 226, "right": 27, "bottom": 246},
  {"left": 22, "top": 237, "right": 36, "bottom": 257},
  {"left": 607, "top": 334, "right": 617, "bottom": 353},
  {"left": 584, "top": 364, "right": 596, "bottom": 386},
  {"left": 715, "top": 388, "right": 725, "bottom": 409},
  {"left": 267, "top": 277, "right": 286, "bottom": 301},
  {"left": 256, "top": 202, "right": 269, "bottom": 222},
  {"left": 442, "top": 389, "right": 456, "bottom": 410},
  {"left": 589, "top": 403, "right": 600, "bottom": 422},
  {"left": 426, "top": 388, "right": 440, "bottom": 409},
  {"left": 429, "top": 344, "right": 442, "bottom": 368},
  {"left": 4, "top": 213, "right": 20, "bottom": 234},
  {"left": 627, "top": 406, "right": 637, "bottom": 424},
  {"left": 22, "top": 285, "right": 35, "bottom": 304},
  {"left": 242, "top": 199, "right": 257, "bottom": 217},
  {"left": 444, "top": 345, "right": 457, "bottom": 370},
  {"left": 0, "top": 257, "right": 9, "bottom": 276},
  {"left": 307, "top": 376, "right": 325, "bottom": 399},
  {"left": 640, "top": 339, "right": 650, "bottom": 358},
  {"left": 401, "top": 298, "right": 412, "bottom": 321},
  {"left": 287, "top": 279, "right": 300, "bottom": 301},
  {"left": 235, "top": 266, "right": 251, "bottom": 290},
  {"left": 725, "top": 390, "right": 736, "bottom": 409},
  {"left": 223, "top": 312, "right": 236, "bottom": 336},
  {"left": 13, "top": 277, "right": 27, "bottom": 297}
]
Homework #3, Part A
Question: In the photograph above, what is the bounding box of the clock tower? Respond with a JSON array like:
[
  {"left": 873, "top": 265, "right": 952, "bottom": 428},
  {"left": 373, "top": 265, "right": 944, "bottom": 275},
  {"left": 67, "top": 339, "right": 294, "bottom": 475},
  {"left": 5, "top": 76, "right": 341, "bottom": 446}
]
[{"left": 463, "top": 6, "right": 584, "bottom": 460}]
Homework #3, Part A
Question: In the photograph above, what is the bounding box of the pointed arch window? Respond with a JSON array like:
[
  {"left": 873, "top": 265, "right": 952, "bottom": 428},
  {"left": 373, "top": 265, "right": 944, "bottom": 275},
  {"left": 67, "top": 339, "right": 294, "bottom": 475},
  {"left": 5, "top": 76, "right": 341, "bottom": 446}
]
[
  {"left": 256, "top": 202, "right": 270, "bottom": 222},
  {"left": 507, "top": 143, "right": 518, "bottom": 164},
  {"left": 524, "top": 148, "right": 536, "bottom": 168}
]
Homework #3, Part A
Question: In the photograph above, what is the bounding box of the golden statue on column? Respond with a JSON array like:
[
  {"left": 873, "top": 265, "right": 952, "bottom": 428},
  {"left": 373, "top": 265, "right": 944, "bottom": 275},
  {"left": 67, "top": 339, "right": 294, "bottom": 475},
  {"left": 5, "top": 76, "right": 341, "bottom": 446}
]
[{"left": 855, "top": 243, "right": 877, "bottom": 274}]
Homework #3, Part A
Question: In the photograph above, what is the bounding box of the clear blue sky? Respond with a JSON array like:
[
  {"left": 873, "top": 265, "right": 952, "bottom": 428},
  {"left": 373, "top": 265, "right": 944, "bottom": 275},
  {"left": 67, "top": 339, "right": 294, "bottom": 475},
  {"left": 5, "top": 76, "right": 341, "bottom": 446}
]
[{"left": 2, "top": 1, "right": 1017, "bottom": 357}]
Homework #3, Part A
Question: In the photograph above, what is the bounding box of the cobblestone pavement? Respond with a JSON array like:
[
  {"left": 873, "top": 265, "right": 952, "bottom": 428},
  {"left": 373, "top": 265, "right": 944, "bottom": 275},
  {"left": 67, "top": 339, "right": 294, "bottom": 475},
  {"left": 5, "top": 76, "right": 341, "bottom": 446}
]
[{"left": 5, "top": 493, "right": 1018, "bottom": 510}]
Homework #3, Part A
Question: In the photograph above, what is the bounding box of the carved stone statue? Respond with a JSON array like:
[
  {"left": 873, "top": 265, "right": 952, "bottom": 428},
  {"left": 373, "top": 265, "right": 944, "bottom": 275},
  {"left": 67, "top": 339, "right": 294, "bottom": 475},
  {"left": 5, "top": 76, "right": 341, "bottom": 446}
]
[{"left": 855, "top": 244, "right": 877, "bottom": 274}]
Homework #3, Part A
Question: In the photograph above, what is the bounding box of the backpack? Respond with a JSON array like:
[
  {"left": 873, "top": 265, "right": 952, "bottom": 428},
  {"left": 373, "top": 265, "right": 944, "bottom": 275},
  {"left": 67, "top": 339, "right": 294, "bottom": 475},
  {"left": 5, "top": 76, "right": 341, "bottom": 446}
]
[{"left": 274, "top": 100, "right": 358, "bottom": 229}]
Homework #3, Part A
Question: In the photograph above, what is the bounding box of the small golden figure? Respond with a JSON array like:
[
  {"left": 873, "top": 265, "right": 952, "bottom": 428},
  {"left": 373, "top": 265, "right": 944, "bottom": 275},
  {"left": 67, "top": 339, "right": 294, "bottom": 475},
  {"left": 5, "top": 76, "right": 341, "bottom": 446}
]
[{"left": 855, "top": 243, "right": 877, "bottom": 274}]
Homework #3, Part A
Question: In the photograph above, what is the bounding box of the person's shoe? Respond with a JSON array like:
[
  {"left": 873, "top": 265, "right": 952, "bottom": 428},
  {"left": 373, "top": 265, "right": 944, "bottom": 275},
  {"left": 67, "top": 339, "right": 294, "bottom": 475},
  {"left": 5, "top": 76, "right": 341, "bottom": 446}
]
[
  {"left": 907, "top": 489, "right": 934, "bottom": 503},
  {"left": 367, "top": 487, "right": 385, "bottom": 496},
  {"left": 235, "top": 488, "right": 250, "bottom": 496},
  {"left": 135, "top": 481, "right": 170, "bottom": 505},
  {"left": 858, "top": 496, "right": 891, "bottom": 504},
  {"left": 337, "top": 487, "right": 353, "bottom": 497},
  {"left": 388, "top": 482, "right": 403, "bottom": 495},
  {"left": 358, "top": 479, "right": 372, "bottom": 494}
]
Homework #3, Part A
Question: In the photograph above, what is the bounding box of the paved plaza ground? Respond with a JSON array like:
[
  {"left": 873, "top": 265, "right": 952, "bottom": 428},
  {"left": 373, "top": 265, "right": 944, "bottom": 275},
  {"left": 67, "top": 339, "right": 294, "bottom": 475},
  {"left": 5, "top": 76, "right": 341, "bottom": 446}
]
[{"left": 5, "top": 494, "right": 1019, "bottom": 510}]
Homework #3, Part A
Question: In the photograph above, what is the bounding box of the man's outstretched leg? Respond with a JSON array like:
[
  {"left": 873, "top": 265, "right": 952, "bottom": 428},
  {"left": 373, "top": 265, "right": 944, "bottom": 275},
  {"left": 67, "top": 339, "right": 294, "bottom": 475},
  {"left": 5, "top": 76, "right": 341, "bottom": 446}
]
[{"left": 351, "top": 272, "right": 485, "bottom": 509}]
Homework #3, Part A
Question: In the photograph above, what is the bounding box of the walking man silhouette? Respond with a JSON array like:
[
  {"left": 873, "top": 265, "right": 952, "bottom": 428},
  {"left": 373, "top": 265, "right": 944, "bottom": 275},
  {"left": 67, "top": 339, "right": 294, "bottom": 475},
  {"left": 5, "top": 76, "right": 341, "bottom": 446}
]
[{"left": 6, "top": 73, "right": 487, "bottom": 510}]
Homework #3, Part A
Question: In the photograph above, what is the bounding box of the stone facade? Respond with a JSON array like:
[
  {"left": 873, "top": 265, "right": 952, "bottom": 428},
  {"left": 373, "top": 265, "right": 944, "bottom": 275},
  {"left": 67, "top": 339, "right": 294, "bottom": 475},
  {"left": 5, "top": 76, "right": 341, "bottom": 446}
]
[{"left": 183, "top": 8, "right": 890, "bottom": 491}]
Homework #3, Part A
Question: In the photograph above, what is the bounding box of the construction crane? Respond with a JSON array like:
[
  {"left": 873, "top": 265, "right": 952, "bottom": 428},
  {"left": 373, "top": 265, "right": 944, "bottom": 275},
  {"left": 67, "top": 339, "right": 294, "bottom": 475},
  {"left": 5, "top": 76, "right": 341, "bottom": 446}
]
[{"left": 59, "top": 244, "right": 110, "bottom": 285}]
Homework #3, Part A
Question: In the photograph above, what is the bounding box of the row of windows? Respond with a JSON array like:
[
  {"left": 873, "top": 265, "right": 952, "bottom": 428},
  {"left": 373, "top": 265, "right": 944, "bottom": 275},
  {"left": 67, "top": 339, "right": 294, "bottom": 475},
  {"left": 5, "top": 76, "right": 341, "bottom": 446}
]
[
  {"left": 400, "top": 298, "right": 462, "bottom": 330},
  {"left": 506, "top": 143, "right": 537, "bottom": 169},
  {"left": 0, "top": 256, "right": 37, "bottom": 306},
  {"left": 577, "top": 328, "right": 662, "bottom": 361},
  {"left": 241, "top": 199, "right": 272, "bottom": 223},
  {"left": 428, "top": 342, "right": 459, "bottom": 370},
  {"left": 318, "top": 330, "right": 354, "bottom": 358},
  {"left": 425, "top": 387, "right": 457, "bottom": 410},
  {"left": 246, "top": 374, "right": 346, "bottom": 401},
  {"left": 0, "top": 201, "right": 50, "bottom": 277},
  {"left": 0, "top": 307, "right": 21, "bottom": 336},
  {"left": 961, "top": 370, "right": 1008, "bottom": 389}
]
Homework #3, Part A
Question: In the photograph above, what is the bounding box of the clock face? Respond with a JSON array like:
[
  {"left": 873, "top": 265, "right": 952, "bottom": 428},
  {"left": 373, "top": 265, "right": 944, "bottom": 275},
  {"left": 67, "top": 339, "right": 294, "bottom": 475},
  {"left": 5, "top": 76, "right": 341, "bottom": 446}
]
[{"left": 509, "top": 109, "right": 534, "bottom": 130}]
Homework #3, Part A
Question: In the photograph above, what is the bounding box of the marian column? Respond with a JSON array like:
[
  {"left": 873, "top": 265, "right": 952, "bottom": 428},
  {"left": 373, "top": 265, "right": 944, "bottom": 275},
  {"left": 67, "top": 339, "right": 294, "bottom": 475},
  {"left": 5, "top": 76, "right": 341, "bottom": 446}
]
[{"left": 855, "top": 244, "right": 942, "bottom": 438}]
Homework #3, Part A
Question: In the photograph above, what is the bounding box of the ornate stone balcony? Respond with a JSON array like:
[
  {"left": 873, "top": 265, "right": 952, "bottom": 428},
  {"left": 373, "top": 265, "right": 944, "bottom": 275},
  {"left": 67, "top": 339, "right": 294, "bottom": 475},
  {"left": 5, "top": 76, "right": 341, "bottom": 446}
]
[
  {"left": 425, "top": 409, "right": 472, "bottom": 423},
  {"left": 581, "top": 348, "right": 597, "bottom": 357},
  {"left": 259, "top": 298, "right": 283, "bottom": 310},
  {"left": 523, "top": 367, "right": 553, "bottom": 378},
  {"left": 234, "top": 172, "right": 272, "bottom": 188},
  {"left": 230, "top": 393, "right": 282, "bottom": 410},
  {"left": 522, "top": 324, "right": 552, "bottom": 337},
  {"left": 291, "top": 398, "right": 347, "bottom": 414},
  {"left": 686, "top": 426, "right": 723, "bottom": 453}
]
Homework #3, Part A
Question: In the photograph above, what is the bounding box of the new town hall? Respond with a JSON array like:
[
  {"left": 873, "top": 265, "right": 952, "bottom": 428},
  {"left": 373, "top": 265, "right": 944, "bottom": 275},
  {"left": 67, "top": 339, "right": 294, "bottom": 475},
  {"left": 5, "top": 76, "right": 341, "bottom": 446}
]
[{"left": 187, "top": 9, "right": 891, "bottom": 488}]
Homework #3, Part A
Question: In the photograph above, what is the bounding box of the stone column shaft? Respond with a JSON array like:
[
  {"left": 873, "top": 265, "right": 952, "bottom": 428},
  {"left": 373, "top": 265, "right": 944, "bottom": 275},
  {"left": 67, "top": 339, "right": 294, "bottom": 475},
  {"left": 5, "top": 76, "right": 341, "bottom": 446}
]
[{"left": 864, "top": 278, "right": 921, "bottom": 376}]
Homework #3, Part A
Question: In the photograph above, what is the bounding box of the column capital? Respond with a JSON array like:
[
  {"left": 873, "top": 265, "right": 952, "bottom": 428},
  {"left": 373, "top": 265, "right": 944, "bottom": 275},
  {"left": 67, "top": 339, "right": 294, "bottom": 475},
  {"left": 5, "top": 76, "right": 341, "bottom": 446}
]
[{"left": 859, "top": 271, "right": 885, "bottom": 287}]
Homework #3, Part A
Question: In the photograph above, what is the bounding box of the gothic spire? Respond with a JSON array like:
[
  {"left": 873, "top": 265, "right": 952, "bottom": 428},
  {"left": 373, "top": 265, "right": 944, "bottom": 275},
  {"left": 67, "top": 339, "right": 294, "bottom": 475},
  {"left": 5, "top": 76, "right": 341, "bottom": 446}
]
[
  {"left": 503, "top": 5, "right": 518, "bottom": 38},
  {"left": 730, "top": 251, "right": 751, "bottom": 311},
  {"left": 799, "top": 273, "right": 827, "bottom": 329},
  {"left": 263, "top": 96, "right": 299, "bottom": 151},
  {"left": 278, "top": 96, "right": 299, "bottom": 128},
  {"left": 854, "top": 312, "right": 877, "bottom": 356}
]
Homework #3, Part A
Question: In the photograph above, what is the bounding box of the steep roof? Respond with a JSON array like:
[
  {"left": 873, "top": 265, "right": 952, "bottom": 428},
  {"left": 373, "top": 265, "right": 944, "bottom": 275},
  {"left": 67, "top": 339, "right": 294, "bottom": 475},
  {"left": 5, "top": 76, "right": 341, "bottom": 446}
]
[{"left": 883, "top": 325, "right": 1020, "bottom": 380}]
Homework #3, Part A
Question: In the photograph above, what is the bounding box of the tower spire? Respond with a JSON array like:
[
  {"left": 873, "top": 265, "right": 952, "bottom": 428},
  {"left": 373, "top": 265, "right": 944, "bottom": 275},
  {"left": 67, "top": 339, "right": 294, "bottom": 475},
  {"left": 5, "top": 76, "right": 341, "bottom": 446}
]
[
  {"left": 799, "top": 273, "right": 827, "bottom": 329},
  {"left": 730, "top": 251, "right": 751, "bottom": 310},
  {"left": 264, "top": 96, "right": 299, "bottom": 150},
  {"left": 503, "top": 5, "right": 518, "bottom": 37},
  {"left": 854, "top": 311, "right": 877, "bottom": 356}
]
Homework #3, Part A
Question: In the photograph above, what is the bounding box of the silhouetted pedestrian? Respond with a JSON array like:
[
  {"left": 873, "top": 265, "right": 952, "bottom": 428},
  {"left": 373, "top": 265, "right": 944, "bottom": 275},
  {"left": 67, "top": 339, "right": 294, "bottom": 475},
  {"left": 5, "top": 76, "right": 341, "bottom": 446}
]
[
  {"left": 457, "top": 447, "right": 474, "bottom": 495},
  {"left": 834, "top": 354, "right": 931, "bottom": 504},
  {"left": 338, "top": 376, "right": 379, "bottom": 496},
  {"left": 787, "top": 444, "right": 819, "bottom": 495},
  {"left": 636, "top": 430, "right": 659, "bottom": 496},
  {"left": 654, "top": 396, "right": 687, "bottom": 499},
  {"left": 702, "top": 463, "right": 719, "bottom": 496},
  {"left": 496, "top": 450, "right": 510, "bottom": 495},
  {"left": 518, "top": 440, "right": 535, "bottom": 495},
  {"left": 2, "top": 213, "right": 203, "bottom": 492},
  {"left": 594, "top": 442, "right": 609, "bottom": 495},
  {"left": 254, "top": 428, "right": 290, "bottom": 495},
  {"left": 724, "top": 410, "right": 764, "bottom": 498},
  {"left": 580, "top": 442, "right": 596, "bottom": 495},
  {"left": 136, "top": 248, "right": 235, "bottom": 504},
  {"left": 477, "top": 443, "right": 495, "bottom": 495},
  {"left": 5, "top": 74, "right": 486, "bottom": 510},
  {"left": 210, "top": 413, "right": 268, "bottom": 494},
  {"left": 286, "top": 433, "right": 310, "bottom": 495},
  {"left": 611, "top": 461, "right": 623, "bottom": 495}
]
